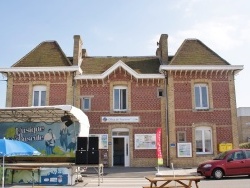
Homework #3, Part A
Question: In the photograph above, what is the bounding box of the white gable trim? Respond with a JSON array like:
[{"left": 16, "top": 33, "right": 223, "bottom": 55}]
[
  {"left": 75, "top": 60, "right": 164, "bottom": 80},
  {"left": 0, "top": 66, "right": 83, "bottom": 77},
  {"left": 160, "top": 65, "right": 243, "bottom": 75}
]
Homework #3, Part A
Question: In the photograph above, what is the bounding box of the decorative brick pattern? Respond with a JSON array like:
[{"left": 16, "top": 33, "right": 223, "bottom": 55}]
[
  {"left": 49, "top": 84, "right": 67, "bottom": 105},
  {"left": 168, "top": 71, "right": 238, "bottom": 167},
  {"left": 212, "top": 82, "right": 230, "bottom": 108},
  {"left": 12, "top": 85, "right": 29, "bottom": 106},
  {"left": 175, "top": 110, "right": 232, "bottom": 126},
  {"left": 78, "top": 69, "right": 166, "bottom": 167},
  {"left": 4, "top": 35, "right": 240, "bottom": 168},
  {"left": 216, "top": 126, "right": 233, "bottom": 143}
]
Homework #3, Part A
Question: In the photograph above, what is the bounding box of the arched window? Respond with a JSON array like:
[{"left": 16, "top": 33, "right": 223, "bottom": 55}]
[{"left": 195, "top": 126, "right": 213, "bottom": 154}]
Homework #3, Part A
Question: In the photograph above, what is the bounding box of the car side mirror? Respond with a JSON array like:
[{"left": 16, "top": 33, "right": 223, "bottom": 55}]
[{"left": 227, "top": 158, "right": 233, "bottom": 162}]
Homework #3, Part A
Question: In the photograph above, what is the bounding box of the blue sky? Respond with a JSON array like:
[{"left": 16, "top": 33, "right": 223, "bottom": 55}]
[{"left": 0, "top": 0, "right": 249, "bottom": 107}]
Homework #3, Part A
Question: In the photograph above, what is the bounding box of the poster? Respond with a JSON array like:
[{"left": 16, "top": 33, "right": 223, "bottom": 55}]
[
  {"left": 89, "top": 134, "right": 108, "bottom": 149},
  {"left": 177, "top": 143, "right": 192, "bottom": 157},
  {"left": 134, "top": 134, "right": 156, "bottom": 149}
]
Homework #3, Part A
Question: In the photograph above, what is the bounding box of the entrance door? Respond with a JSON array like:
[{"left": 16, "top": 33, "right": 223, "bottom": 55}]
[
  {"left": 113, "top": 137, "right": 124, "bottom": 166},
  {"left": 112, "top": 136, "right": 130, "bottom": 167}
]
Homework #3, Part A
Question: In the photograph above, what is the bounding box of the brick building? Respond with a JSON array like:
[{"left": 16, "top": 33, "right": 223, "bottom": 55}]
[
  {"left": 0, "top": 34, "right": 243, "bottom": 167},
  {"left": 237, "top": 107, "right": 250, "bottom": 143}
]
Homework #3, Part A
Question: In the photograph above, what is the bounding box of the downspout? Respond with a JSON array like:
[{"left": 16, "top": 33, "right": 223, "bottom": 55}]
[
  {"left": 72, "top": 71, "right": 77, "bottom": 138},
  {"left": 164, "top": 70, "right": 170, "bottom": 167},
  {"left": 72, "top": 71, "right": 76, "bottom": 106}
]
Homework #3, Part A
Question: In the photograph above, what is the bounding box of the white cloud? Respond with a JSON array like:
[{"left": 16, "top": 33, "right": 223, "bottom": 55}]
[{"left": 169, "top": 15, "right": 250, "bottom": 54}]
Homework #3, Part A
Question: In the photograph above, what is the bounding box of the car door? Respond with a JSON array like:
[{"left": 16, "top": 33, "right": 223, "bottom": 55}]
[
  {"left": 225, "top": 151, "right": 246, "bottom": 176},
  {"left": 244, "top": 150, "right": 250, "bottom": 175}
]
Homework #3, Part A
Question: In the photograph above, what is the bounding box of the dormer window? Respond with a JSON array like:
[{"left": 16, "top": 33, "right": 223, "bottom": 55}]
[
  {"left": 33, "top": 85, "right": 46, "bottom": 106},
  {"left": 113, "top": 86, "right": 127, "bottom": 112}
]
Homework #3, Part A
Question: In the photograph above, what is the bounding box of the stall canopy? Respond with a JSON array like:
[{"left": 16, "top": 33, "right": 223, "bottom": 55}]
[{"left": 0, "top": 105, "right": 90, "bottom": 137}]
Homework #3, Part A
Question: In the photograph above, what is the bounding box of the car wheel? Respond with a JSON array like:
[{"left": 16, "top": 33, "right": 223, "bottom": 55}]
[{"left": 212, "top": 168, "right": 224, "bottom": 180}]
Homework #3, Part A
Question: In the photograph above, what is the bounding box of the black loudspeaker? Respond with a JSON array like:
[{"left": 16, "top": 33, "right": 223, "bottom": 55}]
[
  {"left": 61, "top": 115, "right": 71, "bottom": 122},
  {"left": 88, "top": 150, "right": 99, "bottom": 164},
  {"left": 77, "top": 137, "right": 88, "bottom": 150},
  {"left": 65, "top": 119, "right": 73, "bottom": 127},
  {"left": 89, "top": 137, "right": 99, "bottom": 150},
  {"left": 75, "top": 150, "right": 88, "bottom": 164}
]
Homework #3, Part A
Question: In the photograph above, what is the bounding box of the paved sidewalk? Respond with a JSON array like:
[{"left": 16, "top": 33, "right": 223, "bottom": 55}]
[
  {"left": 5, "top": 166, "right": 198, "bottom": 188},
  {"left": 157, "top": 166, "right": 197, "bottom": 176}
]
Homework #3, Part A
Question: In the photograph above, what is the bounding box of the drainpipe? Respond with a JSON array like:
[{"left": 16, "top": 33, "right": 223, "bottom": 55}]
[
  {"left": 72, "top": 71, "right": 77, "bottom": 139},
  {"left": 72, "top": 71, "right": 76, "bottom": 106},
  {"left": 164, "top": 71, "right": 170, "bottom": 167}
]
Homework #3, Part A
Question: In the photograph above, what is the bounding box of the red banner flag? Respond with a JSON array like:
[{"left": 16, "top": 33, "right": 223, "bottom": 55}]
[{"left": 156, "top": 128, "right": 163, "bottom": 165}]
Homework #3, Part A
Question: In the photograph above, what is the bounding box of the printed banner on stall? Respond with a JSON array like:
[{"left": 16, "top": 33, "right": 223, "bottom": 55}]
[
  {"left": 156, "top": 128, "right": 163, "bottom": 165},
  {"left": 0, "top": 122, "right": 80, "bottom": 157}
]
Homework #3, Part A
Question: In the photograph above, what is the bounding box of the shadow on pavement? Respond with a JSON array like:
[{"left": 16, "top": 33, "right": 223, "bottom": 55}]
[{"left": 81, "top": 166, "right": 157, "bottom": 178}]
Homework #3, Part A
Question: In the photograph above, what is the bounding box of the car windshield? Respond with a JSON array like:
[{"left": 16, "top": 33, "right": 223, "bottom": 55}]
[{"left": 213, "top": 151, "right": 229, "bottom": 160}]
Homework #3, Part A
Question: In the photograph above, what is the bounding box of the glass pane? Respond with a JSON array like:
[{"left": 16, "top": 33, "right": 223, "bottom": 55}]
[
  {"left": 41, "top": 91, "right": 46, "bottom": 106},
  {"left": 121, "top": 89, "right": 126, "bottom": 109},
  {"left": 33, "top": 91, "right": 39, "bottom": 106},
  {"left": 84, "top": 98, "right": 90, "bottom": 109},
  {"left": 195, "top": 87, "right": 200, "bottom": 107},
  {"left": 114, "top": 89, "right": 120, "bottom": 109},
  {"left": 204, "top": 130, "right": 212, "bottom": 152},
  {"left": 246, "top": 151, "right": 250, "bottom": 159},
  {"left": 201, "top": 86, "right": 208, "bottom": 107},
  {"left": 195, "top": 130, "right": 202, "bottom": 152}
]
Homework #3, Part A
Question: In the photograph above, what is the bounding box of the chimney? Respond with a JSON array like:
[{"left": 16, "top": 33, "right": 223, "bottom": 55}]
[
  {"left": 82, "top": 49, "right": 88, "bottom": 57},
  {"left": 73, "top": 35, "right": 83, "bottom": 66},
  {"left": 156, "top": 34, "right": 168, "bottom": 65}
]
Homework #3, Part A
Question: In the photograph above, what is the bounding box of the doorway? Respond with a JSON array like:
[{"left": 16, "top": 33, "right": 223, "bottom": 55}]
[
  {"left": 113, "top": 137, "right": 124, "bottom": 166},
  {"left": 112, "top": 128, "right": 130, "bottom": 167}
]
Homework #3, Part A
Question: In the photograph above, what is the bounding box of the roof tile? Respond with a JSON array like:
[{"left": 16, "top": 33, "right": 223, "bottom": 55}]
[
  {"left": 12, "top": 41, "right": 72, "bottom": 67},
  {"left": 81, "top": 57, "right": 161, "bottom": 74},
  {"left": 170, "top": 39, "right": 230, "bottom": 65}
]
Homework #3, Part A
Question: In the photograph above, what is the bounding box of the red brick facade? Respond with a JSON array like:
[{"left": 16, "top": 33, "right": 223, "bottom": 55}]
[{"left": 1, "top": 34, "right": 242, "bottom": 168}]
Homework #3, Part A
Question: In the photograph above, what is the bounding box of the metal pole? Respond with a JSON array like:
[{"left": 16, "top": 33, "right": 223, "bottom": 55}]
[{"left": 2, "top": 156, "right": 5, "bottom": 188}]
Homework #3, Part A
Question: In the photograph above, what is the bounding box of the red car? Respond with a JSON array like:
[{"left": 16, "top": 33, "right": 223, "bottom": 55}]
[{"left": 197, "top": 149, "right": 250, "bottom": 179}]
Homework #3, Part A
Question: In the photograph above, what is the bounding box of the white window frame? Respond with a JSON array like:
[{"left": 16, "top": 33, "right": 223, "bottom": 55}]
[
  {"left": 113, "top": 86, "right": 127, "bottom": 112},
  {"left": 194, "top": 84, "right": 209, "bottom": 110},
  {"left": 33, "top": 85, "right": 46, "bottom": 106},
  {"left": 82, "top": 97, "right": 91, "bottom": 111},
  {"left": 195, "top": 127, "right": 213, "bottom": 154}
]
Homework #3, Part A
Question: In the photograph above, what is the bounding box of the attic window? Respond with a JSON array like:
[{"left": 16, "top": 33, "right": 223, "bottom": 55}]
[
  {"left": 113, "top": 86, "right": 127, "bottom": 112},
  {"left": 33, "top": 85, "right": 46, "bottom": 106}
]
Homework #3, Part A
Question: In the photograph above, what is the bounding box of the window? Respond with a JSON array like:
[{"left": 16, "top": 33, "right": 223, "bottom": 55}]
[
  {"left": 228, "top": 151, "right": 245, "bottom": 160},
  {"left": 33, "top": 85, "right": 46, "bottom": 106},
  {"left": 246, "top": 150, "right": 250, "bottom": 159},
  {"left": 195, "top": 127, "right": 213, "bottom": 154},
  {"left": 81, "top": 97, "right": 91, "bottom": 111},
  {"left": 177, "top": 131, "right": 186, "bottom": 142},
  {"left": 194, "top": 84, "right": 209, "bottom": 109},
  {"left": 158, "top": 88, "right": 164, "bottom": 97},
  {"left": 113, "top": 86, "right": 127, "bottom": 111}
]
